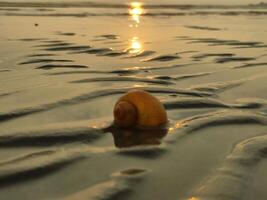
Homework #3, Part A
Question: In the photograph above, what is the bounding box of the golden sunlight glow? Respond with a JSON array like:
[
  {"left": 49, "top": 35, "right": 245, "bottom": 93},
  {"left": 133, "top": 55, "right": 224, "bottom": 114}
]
[
  {"left": 132, "top": 37, "right": 141, "bottom": 49},
  {"left": 131, "top": 2, "right": 142, "bottom": 8},
  {"left": 168, "top": 121, "right": 186, "bottom": 133},
  {"left": 129, "top": 2, "right": 144, "bottom": 24},
  {"left": 133, "top": 84, "right": 144, "bottom": 88},
  {"left": 189, "top": 197, "right": 199, "bottom": 200},
  {"left": 128, "top": 36, "right": 143, "bottom": 54}
]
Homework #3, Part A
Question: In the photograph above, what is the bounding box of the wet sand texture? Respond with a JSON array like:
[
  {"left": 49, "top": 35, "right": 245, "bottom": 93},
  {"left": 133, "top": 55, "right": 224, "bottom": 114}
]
[{"left": 0, "top": 1, "right": 267, "bottom": 200}]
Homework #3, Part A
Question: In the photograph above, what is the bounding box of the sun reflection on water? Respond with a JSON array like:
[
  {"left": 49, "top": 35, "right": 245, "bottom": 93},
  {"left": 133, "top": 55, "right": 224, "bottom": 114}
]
[
  {"left": 129, "top": 2, "right": 144, "bottom": 25},
  {"left": 188, "top": 197, "right": 199, "bottom": 200},
  {"left": 127, "top": 36, "right": 143, "bottom": 54}
]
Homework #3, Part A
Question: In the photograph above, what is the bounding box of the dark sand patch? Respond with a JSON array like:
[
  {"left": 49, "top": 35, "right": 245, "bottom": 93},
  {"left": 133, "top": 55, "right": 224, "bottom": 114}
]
[
  {"left": 142, "top": 54, "right": 180, "bottom": 62},
  {"left": 19, "top": 58, "right": 73, "bottom": 65},
  {"left": 56, "top": 32, "right": 76, "bottom": 36},
  {"left": 184, "top": 25, "right": 222, "bottom": 31},
  {"left": 95, "top": 34, "right": 120, "bottom": 40},
  {"left": 178, "top": 36, "right": 266, "bottom": 48},
  {"left": 153, "top": 72, "right": 211, "bottom": 81},
  {"left": 0, "top": 69, "right": 10, "bottom": 72},
  {"left": 27, "top": 53, "right": 55, "bottom": 57},
  {"left": 76, "top": 47, "right": 113, "bottom": 54},
  {"left": 36, "top": 64, "right": 89, "bottom": 70},
  {"left": 234, "top": 62, "right": 267, "bottom": 69},
  {"left": 0, "top": 8, "right": 20, "bottom": 11},
  {"left": 44, "top": 45, "right": 91, "bottom": 52},
  {"left": 215, "top": 56, "right": 256, "bottom": 64},
  {"left": 70, "top": 76, "right": 175, "bottom": 85},
  {"left": 34, "top": 42, "right": 73, "bottom": 48},
  {"left": 192, "top": 53, "right": 235, "bottom": 61},
  {"left": 164, "top": 98, "right": 263, "bottom": 110}
]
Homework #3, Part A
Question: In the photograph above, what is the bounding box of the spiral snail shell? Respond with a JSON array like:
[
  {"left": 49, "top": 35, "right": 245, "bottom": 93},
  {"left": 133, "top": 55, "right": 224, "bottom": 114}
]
[{"left": 113, "top": 89, "right": 167, "bottom": 128}]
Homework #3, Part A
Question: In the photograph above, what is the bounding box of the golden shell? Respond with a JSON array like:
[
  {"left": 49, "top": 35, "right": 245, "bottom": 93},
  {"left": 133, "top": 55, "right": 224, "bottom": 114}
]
[{"left": 113, "top": 89, "right": 167, "bottom": 128}]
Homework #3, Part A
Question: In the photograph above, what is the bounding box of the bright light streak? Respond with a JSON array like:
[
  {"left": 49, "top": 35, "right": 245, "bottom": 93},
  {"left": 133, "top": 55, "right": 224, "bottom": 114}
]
[
  {"left": 129, "top": 2, "right": 144, "bottom": 24},
  {"left": 128, "top": 36, "right": 143, "bottom": 54}
]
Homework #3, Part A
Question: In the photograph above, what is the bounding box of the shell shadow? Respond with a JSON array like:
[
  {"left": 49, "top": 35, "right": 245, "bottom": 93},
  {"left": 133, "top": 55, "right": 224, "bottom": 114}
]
[{"left": 105, "top": 125, "right": 168, "bottom": 148}]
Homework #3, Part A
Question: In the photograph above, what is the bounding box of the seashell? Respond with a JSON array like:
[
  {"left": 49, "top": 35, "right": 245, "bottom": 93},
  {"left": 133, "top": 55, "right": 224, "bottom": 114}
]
[{"left": 113, "top": 89, "right": 167, "bottom": 128}]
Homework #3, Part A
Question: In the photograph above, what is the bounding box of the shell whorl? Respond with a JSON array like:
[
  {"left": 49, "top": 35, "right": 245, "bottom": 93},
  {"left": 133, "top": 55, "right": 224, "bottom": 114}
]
[{"left": 113, "top": 100, "right": 138, "bottom": 128}]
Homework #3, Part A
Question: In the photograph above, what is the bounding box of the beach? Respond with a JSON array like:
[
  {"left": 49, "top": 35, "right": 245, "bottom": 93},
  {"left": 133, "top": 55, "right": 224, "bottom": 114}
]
[{"left": 0, "top": 1, "right": 267, "bottom": 199}]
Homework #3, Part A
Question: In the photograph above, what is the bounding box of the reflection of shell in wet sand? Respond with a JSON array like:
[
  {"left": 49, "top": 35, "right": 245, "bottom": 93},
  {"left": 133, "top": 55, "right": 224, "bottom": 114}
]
[
  {"left": 113, "top": 89, "right": 168, "bottom": 128},
  {"left": 110, "top": 125, "right": 168, "bottom": 148}
]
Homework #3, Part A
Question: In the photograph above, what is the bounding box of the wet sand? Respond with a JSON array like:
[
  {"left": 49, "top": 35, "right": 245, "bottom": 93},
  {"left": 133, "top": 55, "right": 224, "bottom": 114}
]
[{"left": 0, "top": 1, "right": 267, "bottom": 200}]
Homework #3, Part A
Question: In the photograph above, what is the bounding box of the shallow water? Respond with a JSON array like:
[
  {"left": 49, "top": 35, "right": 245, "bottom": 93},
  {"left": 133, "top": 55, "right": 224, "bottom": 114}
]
[{"left": 0, "top": 1, "right": 267, "bottom": 200}]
